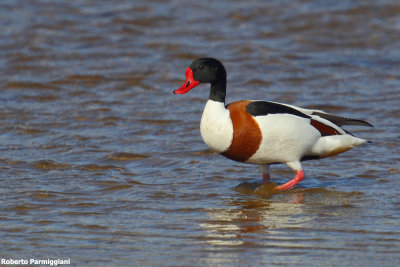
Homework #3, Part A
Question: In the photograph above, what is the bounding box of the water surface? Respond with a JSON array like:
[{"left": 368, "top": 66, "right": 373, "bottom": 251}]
[{"left": 0, "top": 0, "right": 399, "bottom": 266}]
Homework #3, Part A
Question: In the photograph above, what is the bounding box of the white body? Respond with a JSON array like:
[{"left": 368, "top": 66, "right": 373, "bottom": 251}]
[
  {"left": 200, "top": 100, "right": 233, "bottom": 153},
  {"left": 200, "top": 100, "right": 367, "bottom": 171}
]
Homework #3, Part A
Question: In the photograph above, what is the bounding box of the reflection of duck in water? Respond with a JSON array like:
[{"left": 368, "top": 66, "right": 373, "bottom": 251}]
[
  {"left": 199, "top": 195, "right": 306, "bottom": 247},
  {"left": 174, "top": 58, "right": 372, "bottom": 190}
]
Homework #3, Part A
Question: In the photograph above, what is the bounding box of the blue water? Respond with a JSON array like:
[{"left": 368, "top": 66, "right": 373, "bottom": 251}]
[{"left": 0, "top": 0, "right": 399, "bottom": 266}]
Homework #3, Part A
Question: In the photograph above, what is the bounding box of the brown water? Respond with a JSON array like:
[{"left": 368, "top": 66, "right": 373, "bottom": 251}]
[{"left": 1, "top": 0, "right": 399, "bottom": 266}]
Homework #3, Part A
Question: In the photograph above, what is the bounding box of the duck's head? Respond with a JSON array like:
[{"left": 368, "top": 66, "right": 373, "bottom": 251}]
[{"left": 173, "top": 58, "right": 227, "bottom": 95}]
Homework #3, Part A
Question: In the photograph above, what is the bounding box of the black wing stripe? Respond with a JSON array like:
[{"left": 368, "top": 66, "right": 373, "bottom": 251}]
[
  {"left": 246, "top": 101, "right": 310, "bottom": 119},
  {"left": 312, "top": 111, "right": 373, "bottom": 127}
]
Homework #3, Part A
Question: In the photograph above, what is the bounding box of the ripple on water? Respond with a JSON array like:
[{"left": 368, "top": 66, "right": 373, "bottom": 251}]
[
  {"left": 12, "top": 205, "right": 37, "bottom": 213},
  {"left": 30, "top": 191, "right": 58, "bottom": 199},
  {"left": 78, "top": 164, "right": 125, "bottom": 172},
  {"left": 100, "top": 184, "right": 133, "bottom": 192},
  {"left": 33, "top": 160, "right": 71, "bottom": 170},
  {"left": 107, "top": 152, "right": 149, "bottom": 161},
  {"left": 16, "top": 126, "right": 47, "bottom": 135},
  {"left": 4, "top": 81, "right": 58, "bottom": 91},
  {"left": 72, "top": 224, "right": 109, "bottom": 230},
  {"left": 95, "top": 180, "right": 134, "bottom": 192}
]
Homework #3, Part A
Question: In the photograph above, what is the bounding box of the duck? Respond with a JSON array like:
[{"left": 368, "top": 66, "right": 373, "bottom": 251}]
[{"left": 173, "top": 58, "right": 372, "bottom": 191}]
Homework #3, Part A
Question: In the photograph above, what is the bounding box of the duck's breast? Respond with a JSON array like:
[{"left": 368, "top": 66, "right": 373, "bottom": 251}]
[
  {"left": 219, "top": 100, "right": 263, "bottom": 162},
  {"left": 200, "top": 100, "right": 233, "bottom": 153}
]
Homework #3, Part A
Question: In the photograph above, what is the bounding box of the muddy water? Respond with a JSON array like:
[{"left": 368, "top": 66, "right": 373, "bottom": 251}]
[{"left": 1, "top": 0, "right": 399, "bottom": 266}]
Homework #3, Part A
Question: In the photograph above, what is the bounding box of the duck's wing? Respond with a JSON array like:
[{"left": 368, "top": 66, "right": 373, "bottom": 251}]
[
  {"left": 248, "top": 101, "right": 373, "bottom": 128},
  {"left": 310, "top": 111, "right": 373, "bottom": 127},
  {"left": 245, "top": 101, "right": 311, "bottom": 119},
  {"left": 245, "top": 101, "right": 345, "bottom": 136}
]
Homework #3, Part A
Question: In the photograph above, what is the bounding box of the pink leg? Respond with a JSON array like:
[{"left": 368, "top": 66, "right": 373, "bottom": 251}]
[
  {"left": 262, "top": 173, "right": 270, "bottom": 184},
  {"left": 274, "top": 170, "right": 305, "bottom": 191}
]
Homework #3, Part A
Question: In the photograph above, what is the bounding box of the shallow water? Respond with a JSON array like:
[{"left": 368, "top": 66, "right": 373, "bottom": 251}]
[{"left": 0, "top": 0, "right": 399, "bottom": 266}]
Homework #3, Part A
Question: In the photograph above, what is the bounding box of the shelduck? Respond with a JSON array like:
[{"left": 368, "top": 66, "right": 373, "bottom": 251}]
[{"left": 173, "top": 58, "right": 372, "bottom": 191}]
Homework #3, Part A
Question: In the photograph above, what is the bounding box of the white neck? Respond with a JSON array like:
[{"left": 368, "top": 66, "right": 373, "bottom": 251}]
[{"left": 200, "top": 100, "right": 233, "bottom": 153}]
